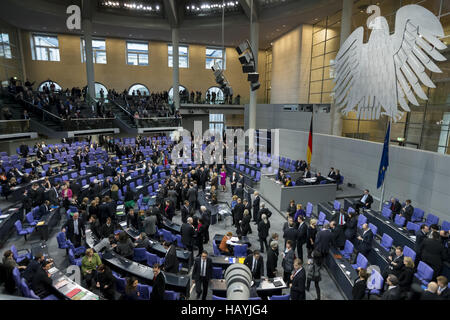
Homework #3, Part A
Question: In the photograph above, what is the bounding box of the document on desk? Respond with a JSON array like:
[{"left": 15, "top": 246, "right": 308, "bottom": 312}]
[
  {"left": 340, "top": 264, "right": 346, "bottom": 269},
  {"left": 0, "top": 214, "right": 9, "bottom": 219},
  {"left": 260, "top": 279, "right": 275, "bottom": 289},
  {"left": 230, "top": 237, "right": 239, "bottom": 242},
  {"left": 48, "top": 267, "right": 58, "bottom": 275},
  {"left": 409, "top": 236, "right": 416, "bottom": 241}
]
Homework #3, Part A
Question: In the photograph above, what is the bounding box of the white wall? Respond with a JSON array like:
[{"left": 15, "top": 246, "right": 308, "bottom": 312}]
[{"left": 276, "top": 128, "right": 450, "bottom": 222}]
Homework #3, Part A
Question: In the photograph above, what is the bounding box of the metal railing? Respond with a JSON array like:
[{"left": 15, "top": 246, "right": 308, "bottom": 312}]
[
  {"left": 0, "top": 120, "right": 32, "bottom": 135},
  {"left": 134, "top": 117, "right": 181, "bottom": 128}
]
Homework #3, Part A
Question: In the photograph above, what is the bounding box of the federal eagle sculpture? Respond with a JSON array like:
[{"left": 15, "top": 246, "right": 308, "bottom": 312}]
[{"left": 333, "top": 4, "right": 447, "bottom": 122}]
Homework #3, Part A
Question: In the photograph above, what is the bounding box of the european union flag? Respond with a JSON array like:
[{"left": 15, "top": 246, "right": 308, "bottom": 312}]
[{"left": 377, "top": 122, "right": 391, "bottom": 189}]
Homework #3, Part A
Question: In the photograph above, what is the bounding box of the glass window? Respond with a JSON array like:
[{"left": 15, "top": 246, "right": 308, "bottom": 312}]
[
  {"left": 129, "top": 84, "right": 150, "bottom": 96},
  {"left": 168, "top": 85, "right": 187, "bottom": 104},
  {"left": 31, "top": 34, "right": 60, "bottom": 61},
  {"left": 206, "top": 47, "right": 226, "bottom": 69},
  {"left": 168, "top": 45, "right": 189, "bottom": 68},
  {"left": 0, "top": 33, "right": 12, "bottom": 59},
  {"left": 206, "top": 87, "right": 225, "bottom": 104},
  {"left": 81, "top": 39, "right": 107, "bottom": 64},
  {"left": 209, "top": 113, "right": 224, "bottom": 133},
  {"left": 126, "top": 41, "right": 149, "bottom": 66},
  {"left": 38, "top": 81, "right": 62, "bottom": 92}
]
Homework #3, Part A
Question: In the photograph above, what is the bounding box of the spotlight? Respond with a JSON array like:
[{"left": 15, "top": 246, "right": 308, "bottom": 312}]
[{"left": 235, "top": 40, "right": 250, "bottom": 55}]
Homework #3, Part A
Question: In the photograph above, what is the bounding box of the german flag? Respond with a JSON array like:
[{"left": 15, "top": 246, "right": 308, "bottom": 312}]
[{"left": 306, "top": 115, "right": 313, "bottom": 165}]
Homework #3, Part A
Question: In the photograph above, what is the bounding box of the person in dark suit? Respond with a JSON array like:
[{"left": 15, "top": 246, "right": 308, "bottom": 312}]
[
  {"left": 192, "top": 251, "right": 213, "bottom": 300},
  {"left": 420, "top": 282, "right": 439, "bottom": 300},
  {"left": 36, "top": 200, "right": 50, "bottom": 220},
  {"left": 164, "top": 199, "right": 175, "bottom": 221},
  {"left": 150, "top": 263, "right": 166, "bottom": 300},
  {"left": 162, "top": 241, "right": 179, "bottom": 274},
  {"left": 354, "top": 189, "right": 373, "bottom": 213},
  {"left": 283, "top": 217, "right": 298, "bottom": 251},
  {"left": 437, "top": 276, "right": 450, "bottom": 300},
  {"left": 47, "top": 184, "right": 60, "bottom": 205},
  {"left": 295, "top": 215, "right": 308, "bottom": 260},
  {"left": 380, "top": 274, "right": 401, "bottom": 300},
  {"left": 398, "top": 256, "right": 415, "bottom": 294},
  {"left": 232, "top": 198, "right": 245, "bottom": 227},
  {"left": 330, "top": 219, "right": 346, "bottom": 250},
  {"left": 244, "top": 250, "right": 264, "bottom": 280},
  {"left": 181, "top": 217, "right": 195, "bottom": 252},
  {"left": 314, "top": 223, "right": 333, "bottom": 262},
  {"left": 344, "top": 211, "right": 358, "bottom": 243},
  {"left": 389, "top": 197, "right": 402, "bottom": 221},
  {"left": 234, "top": 183, "right": 244, "bottom": 201},
  {"left": 352, "top": 268, "right": 368, "bottom": 300},
  {"left": 400, "top": 199, "right": 414, "bottom": 222},
  {"left": 419, "top": 231, "right": 446, "bottom": 279},
  {"left": 266, "top": 241, "right": 279, "bottom": 278},
  {"left": 382, "top": 246, "right": 405, "bottom": 279},
  {"left": 31, "top": 260, "right": 53, "bottom": 298},
  {"left": 239, "top": 210, "right": 252, "bottom": 236},
  {"left": 96, "top": 264, "right": 115, "bottom": 300},
  {"left": 290, "top": 258, "right": 306, "bottom": 300},
  {"left": 252, "top": 191, "right": 260, "bottom": 223},
  {"left": 230, "top": 172, "right": 238, "bottom": 195},
  {"left": 63, "top": 212, "right": 85, "bottom": 247},
  {"left": 354, "top": 223, "right": 373, "bottom": 260},
  {"left": 181, "top": 200, "right": 191, "bottom": 224},
  {"left": 282, "top": 240, "right": 295, "bottom": 285},
  {"left": 327, "top": 167, "right": 336, "bottom": 179},
  {"left": 415, "top": 224, "right": 429, "bottom": 261},
  {"left": 100, "top": 217, "right": 115, "bottom": 239}
]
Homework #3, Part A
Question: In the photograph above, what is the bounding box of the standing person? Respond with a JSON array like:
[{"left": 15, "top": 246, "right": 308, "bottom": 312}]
[
  {"left": 352, "top": 268, "right": 368, "bottom": 300},
  {"left": 192, "top": 251, "right": 213, "bottom": 300},
  {"left": 306, "top": 219, "right": 318, "bottom": 259},
  {"left": 257, "top": 214, "right": 270, "bottom": 253},
  {"left": 306, "top": 251, "right": 322, "bottom": 300},
  {"left": 244, "top": 250, "right": 264, "bottom": 280},
  {"left": 150, "top": 263, "right": 166, "bottom": 300},
  {"left": 418, "top": 231, "right": 446, "bottom": 279},
  {"left": 266, "top": 241, "right": 279, "bottom": 278},
  {"left": 123, "top": 277, "right": 140, "bottom": 300},
  {"left": 63, "top": 212, "right": 85, "bottom": 248},
  {"left": 344, "top": 211, "right": 358, "bottom": 243},
  {"left": 282, "top": 240, "right": 295, "bottom": 285},
  {"left": 252, "top": 191, "right": 260, "bottom": 224},
  {"left": 195, "top": 218, "right": 207, "bottom": 257},
  {"left": 230, "top": 172, "right": 238, "bottom": 195},
  {"left": 162, "top": 241, "right": 179, "bottom": 274},
  {"left": 220, "top": 168, "right": 227, "bottom": 192},
  {"left": 239, "top": 209, "right": 251, "bottom": 236},
  {"left": 96, "top": 264, "right": 115, "bottom": 300},
  {"left": 296, "top": 215, "right": 308, "bottom": 261},
  {"left": 181, "top": 217, "right": 195, "bottom": 252},
  {"left": 290, "top": 258, "right": 306, "bottom": 301},
  {"left": 354, "top": 223, "right": 373, "bottom": 262}
]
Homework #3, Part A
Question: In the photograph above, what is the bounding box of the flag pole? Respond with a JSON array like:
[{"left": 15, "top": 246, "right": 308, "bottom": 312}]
[{"left": 378, "top": 118, "right": 391, "bottom": 211}]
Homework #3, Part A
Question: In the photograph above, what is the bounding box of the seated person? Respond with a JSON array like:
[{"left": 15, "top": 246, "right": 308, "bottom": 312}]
[
  {"left": 399, "top": 199, "right": 414, "bottom": 222},
  {"left": 81, "top": 248, "right": 102, "bottom": 289},
  {"left": 389, "top": 197, "right": 402, "bottom": 221},
  {"left": 354, "top": 189, "right": 373, "bottom": 213},
  {"left": 114, "top": 231, "right": 134, "bottom": 260},
  {"left": 284, "top": 176, "right": 293, "bottom": 187},
  {"left": 31, "top": 260, "right": 54, "bottom": 298},
  {"left": 315, "top": 172, "right": 326, "bottom": 184},
  {"left": 219, "top": 232, "right": 234, "bottom": 256}
]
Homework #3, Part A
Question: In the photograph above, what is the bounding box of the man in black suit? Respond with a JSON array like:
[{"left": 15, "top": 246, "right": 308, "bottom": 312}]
[
  {"left": 200, "top": 206, "right": 211, "bottom": 244},
  {"left": 380, "top": 274, "right": 401, "bottom": 300},
  {"left": 47, "top": 183, "right": 60, "bottom": 205},
  {"left": 295, "top": 215, "right": 308, "bottom": 260},
  {"left": 314, "top": 223, "right": 333, "bottom": 261},
  {"left": 181, "top": 200, "right": 192, "bottom": 224},
  {"left": 354, "top": 189, "right": 373, "bottom": 213},
  {"left": 382, "top": 246, "right": 404, "bottom": 279},
  {"left": 327, "top": 167, "right": 336, "bottom": 179},
  {"left": 232, "top": 198, "right": 245, "bottom": 227},
  {"left": 31, "top": 260, "right": 53, "bottom": 298},
  {"left": 420, "top": 282, "right": 439, "bottom": 300},
  {"left": 415, "top": 224, "right": 429, "bottom": 262},
  {"left": 162, "top": 241, "right": 179, "bottom": 274},
  {"left": 230, "top": 172, "right": 238, "bottom": 195},
  {"left": 330, "top": 220, "right": 346, "bottom": 250},
  {"left": 244, "top": 250, "right": 264, "bottom": 280},
  {"left": 187, "top": 183, "right": 197, "bottom": 211},
  {"left": 234, "top": 183, "right": 244, "bottom": 202},
  {"left": 389, "top": 197, "right": 402, "bottom": 221},
  {"left": 315, "top": 172, "right": 326, "bottom": 185},
  {"left": 150, "top": 263, "right": 166, "bottom": 300},
  {"left": 181, "top": 217, "right": 195, "bottom": 252},
  {"left": 266, "top": 241, "right": 279, "bottom": 278},
  {"left": 63, "top": 212, "right": 85, "bottom": 247},
  {"left": 36, "top": 200, "right": 50, "bottom": 220},
  {"left": 437, "top": 276, "right": 450, "bottom": 300},
  {"left": 400, "top": 199, "right": 414, "bottom": 222},
  {"left": 290, "top": 258, "right": 306, "bottom": 300},
  {"left": 354, "top": 223, "right": 373, "bottom": 261},
  {"left": 192, "top": 251, "right": 213, "bottom": 300},
  {"left": 283, "top": 217, "right": 298, "bottom": 251}
]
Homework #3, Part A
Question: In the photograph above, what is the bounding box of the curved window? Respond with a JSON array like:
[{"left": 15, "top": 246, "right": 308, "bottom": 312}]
[
  {"left": 206, "top": 86, "right": 224, "bottom": 104},
  {"left": 129, "top": 84, "right": 149, "bottom": 96},
  {"left": 38, "top": 80, "right": 62, "bottom": 92},
  {"left": 168, "top": 85, "right": 187, "bottom": 104}
]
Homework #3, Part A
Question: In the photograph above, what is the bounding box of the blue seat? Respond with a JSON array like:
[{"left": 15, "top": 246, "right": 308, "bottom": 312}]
[
  {"left": 367, "top": 269, "right": 384, "bottom": 296},
  {"left": 213, "top": 241, "right": 222, "bottom": 256},
  {"left": 317, "top": 211, "right": 326, "bottom": 226},
  {"left": 14, "top": 220, "right": 34, "bottom": 241},
  {"left": 249, "top": 297, "right": 262, "bottom": 300},
  {"left": 403, "top": 246, "right": 416, "bottom": 261},
  {"left": 12, "top": 267, "right": 21, "bottom": 288},
  {"left": 25, "top": 212, "right": 38, "bottom": 226},
  {"left": 380, "top": 234, "right": 393, "bottom": 252},
  {"left": 56, "top": 231, "right": 86, "bottom": 256},
  {"left": 234, "top": 244, "right": 248, "bottom": 257},
  {"left": 20, "top": 278, "right": 58, "bottom": 300},
  {"left": 146, "top": 252, "right": 163, "bottom": 267},
  {"left": 424, "top": 214, "right": 439, "bottom": 227},
  {"left": 334, "top": 200, "right": 341, "bottom": 211},
  {"left": 442, "top": 221, "right": 450, "bottom": 232},
  {"left": 357, "top": 215, "right": 367, "bottom": 229},
  {"left": 306, "top": 202, "right": 313, "bottom": 218},
  {"left": 406, "top": 221, "right": 420, "bottom": 233},
  {"left": 68, "top": 248, "right": 82, "bottom": 267},
  {"left": 164, "top": 290, "right": 180, "bottom": 300},
  {"left": 137, "top": 284, "right": 153, "bottom": 300},
  {"left": 212, "top": 267, "right": 223, "bottom": 279},
  {"left": 11, "top": 245, "right": 31, "bottom": 264},
  {"left": 414, "top": 261, "right": 434, "bottom": 286},
  {"left": 113, "top": 273, "right": 126, "bottom": 294},
  {"left": 340, "top": 240, "right": 354, "bottom": 259},
  {"left": 394, "top": 215, "right": 406, "bottom": 227},
  {"left": 351, "top": 253, "right": 368, "bottom": 269},
  {"left": 161, "top": 229, "right": 174, "bottom": 243},
  {"left": 368, "top": 223, "right": 378, "bottom": 236},
  {"left": 411, "top": 208, "right": 424, "bottom": 223},
  {"left": 381, "top": 207, "right": 392, "bottom": 219},
  {"left": 133, "top": 248, "right": 147, "bottom": 263},
  {"left": 269, "top": 294, "right": 290, "bottom": 300},
  {"left": 212, "top": 295, "right": 227, "bottom": 300},
  {"left": 174, "top": 234, "right": 185, "bottom": 249}
]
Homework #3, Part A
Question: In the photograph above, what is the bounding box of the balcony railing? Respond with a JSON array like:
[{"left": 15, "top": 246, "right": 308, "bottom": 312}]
[{"left": 0, "top": 120, "right": 32, "bottom": 135}]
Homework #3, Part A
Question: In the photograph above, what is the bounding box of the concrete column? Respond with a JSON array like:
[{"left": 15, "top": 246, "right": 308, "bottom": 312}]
[
  {"left": 172, "top": 27, "right": 180, "bottom": 110},
  {"left": 82, "top": 18, "right": 96, "bottom": 102},
  {"left": 248, "top": 21, "right": 259, "bottom": 152},
  {"left": 331, "top": 0, "right": 353, "bottom": 136}
]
